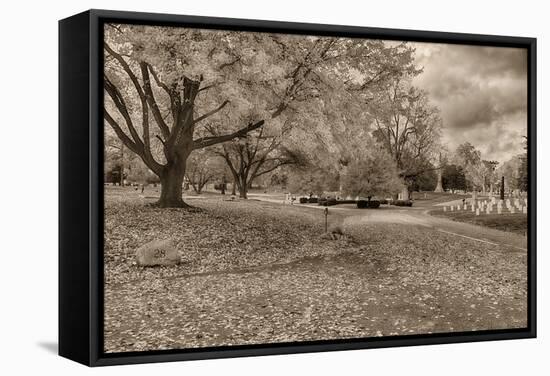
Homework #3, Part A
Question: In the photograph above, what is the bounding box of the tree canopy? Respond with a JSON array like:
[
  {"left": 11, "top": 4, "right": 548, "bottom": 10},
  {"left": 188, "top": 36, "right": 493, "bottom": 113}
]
[{"left": 104, "top": 24, "right": 429, "bottom": 206}]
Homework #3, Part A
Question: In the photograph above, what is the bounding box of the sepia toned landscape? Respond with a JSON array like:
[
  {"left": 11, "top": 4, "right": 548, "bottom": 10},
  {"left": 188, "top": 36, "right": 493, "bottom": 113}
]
[{"left": 103, "top": 24, "right": 528, "bottom": 353}]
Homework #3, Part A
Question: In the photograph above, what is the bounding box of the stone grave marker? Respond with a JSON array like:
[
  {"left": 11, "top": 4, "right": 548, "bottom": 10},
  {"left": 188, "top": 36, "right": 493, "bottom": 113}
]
[{"left": 135, "top": 239, "right": 181, "bottom": 267}]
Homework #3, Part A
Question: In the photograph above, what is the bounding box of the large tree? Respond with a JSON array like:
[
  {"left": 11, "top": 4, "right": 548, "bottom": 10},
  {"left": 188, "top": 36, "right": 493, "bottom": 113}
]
[
  {"left": 185, "top": 149, "right": 225, "bottom": 194},
  {"left": 104, "top": 25, "right": 271, "bottom": 207},
  {"left": 442, "top": 164, "right": 467, "bottom": 193},
  {"left": 368, "top": 78, "right": 442, "bottom": 199},
  {"left": 454, "top": 142, "right": 492, "bottom": 193},
  {"left": 214, "top": 124, "right": 302, "bottom": 198},
  {"left": 497, "top": 156, "right": 521, "bottom": 192},
  {"left": 341, "top": 146, "right": 403, "bottom": 201}
]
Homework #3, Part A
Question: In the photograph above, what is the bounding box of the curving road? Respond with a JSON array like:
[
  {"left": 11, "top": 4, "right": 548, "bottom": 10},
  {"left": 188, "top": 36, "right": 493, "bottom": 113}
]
[{"left": 247, "top": 193, "right": 528, "bottom": 252}]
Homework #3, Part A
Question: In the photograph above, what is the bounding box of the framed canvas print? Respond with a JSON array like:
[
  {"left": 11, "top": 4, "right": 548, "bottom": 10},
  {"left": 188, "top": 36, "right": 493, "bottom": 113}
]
[{"left": 59, "top": 9, "right": 536, "bottom": 366}]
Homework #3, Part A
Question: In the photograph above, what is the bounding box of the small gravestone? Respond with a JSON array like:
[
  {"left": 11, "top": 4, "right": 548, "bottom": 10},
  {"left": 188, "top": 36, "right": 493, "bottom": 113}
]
[
  {"left": 443, "top": 206, "right": 447, "bottom": 212},
  {"left": 475, "top": 208, "right": 480, "bottom": 216},
  {"left": 135, "top": 239, "right": 180, "bottom": 266}
]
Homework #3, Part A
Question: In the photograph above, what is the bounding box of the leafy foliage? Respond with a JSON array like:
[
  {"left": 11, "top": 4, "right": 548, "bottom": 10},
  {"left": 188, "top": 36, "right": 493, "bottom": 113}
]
[
  {"left": 369, "top": 78, "right": 442, "bottom": 187},
  {"left": 442, "top": 164, "right": 467, "bottom": 192},
  {"left": 104, "top": 24, "right": 420, "bottom": 206},
  {"left": 341, "top": 146, "right": 403, "bottom": 199}
]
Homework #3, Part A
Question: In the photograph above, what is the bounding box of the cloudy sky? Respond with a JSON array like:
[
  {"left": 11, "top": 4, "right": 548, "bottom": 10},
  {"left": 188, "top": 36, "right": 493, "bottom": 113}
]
[{"left": 411, "top": 42, "right": 528, "bottom": 163}]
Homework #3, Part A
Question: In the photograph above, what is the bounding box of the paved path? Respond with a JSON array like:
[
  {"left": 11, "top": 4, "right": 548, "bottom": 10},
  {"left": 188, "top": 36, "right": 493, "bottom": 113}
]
[
  {"left": 247, "top": 196, "right": 528, "bottom": 252},
  {"left": 345, "top": 208, "right": 527, "bottom": 251}
]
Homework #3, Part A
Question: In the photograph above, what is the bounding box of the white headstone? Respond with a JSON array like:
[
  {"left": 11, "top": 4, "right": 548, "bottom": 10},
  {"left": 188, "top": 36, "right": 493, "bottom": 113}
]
[
  {"left": 476, "top": 208, "right": 480, "bottom": 216},
  {"left": 443, "top": 206, "right": 447, "bottom": 212}
]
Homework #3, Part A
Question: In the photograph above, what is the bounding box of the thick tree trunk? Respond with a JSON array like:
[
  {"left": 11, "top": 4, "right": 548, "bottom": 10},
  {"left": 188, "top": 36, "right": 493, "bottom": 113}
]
[
  {"left": 235, "top": 175, "right": 249, "bottom": 199},
  {"left": 239, "top": 184, "right": 248, "bottom": 199},
  {"left": 157, "top": 164, "right": 189, "bottom": 208}
]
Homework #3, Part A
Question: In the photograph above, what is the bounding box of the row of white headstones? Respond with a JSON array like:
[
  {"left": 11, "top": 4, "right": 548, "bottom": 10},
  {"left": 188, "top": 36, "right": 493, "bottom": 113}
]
[{"left": 443, "top": 197, "right": 528, "bottom": 216}]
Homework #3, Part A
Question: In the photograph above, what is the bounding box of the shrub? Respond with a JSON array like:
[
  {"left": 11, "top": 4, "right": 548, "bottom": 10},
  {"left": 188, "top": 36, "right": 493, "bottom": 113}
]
[
  {"left": 391, "top": 200, "right": 413, "bottom": 207},
  {"left": 326, "top": 197, "right": 338, "bottom": 206},
  {"left": 379, "top": 199, "right": 389, "bottom": 205},
  {"left": 357, "top": 200, "right": 381, "bottom": 209},
  {"left": 319, "top": 197, "right": 337, "bottom": 206},
  {"left": 357, "top": 200, "right": 368, "bottom": 209},
  {"left": 308, "top": 197, "right": 319, "bottom": 203},
  {"left": 299, "top": 197, "right": 308, "bottom": 204},
  {"left": 368, "top": 200, "right": 381, "bottom": 208}
]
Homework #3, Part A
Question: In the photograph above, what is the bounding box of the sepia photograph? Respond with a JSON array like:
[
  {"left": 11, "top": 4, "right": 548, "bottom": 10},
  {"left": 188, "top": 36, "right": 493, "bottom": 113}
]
[{"left": 102, "top": 22, "right": 529, "bottom": 353}]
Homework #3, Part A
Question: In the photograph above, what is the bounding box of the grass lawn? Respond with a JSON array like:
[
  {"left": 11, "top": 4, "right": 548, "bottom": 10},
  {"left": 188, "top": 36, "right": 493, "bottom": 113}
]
[
  {"left": 409, "top": 191, "right": 467, "bottom": 207},
  {"left": 429, "top": 208, "right": 528, "bottom": 236},
  {"left": 104, "top": 190, "right": 527, "bottom": 353}
]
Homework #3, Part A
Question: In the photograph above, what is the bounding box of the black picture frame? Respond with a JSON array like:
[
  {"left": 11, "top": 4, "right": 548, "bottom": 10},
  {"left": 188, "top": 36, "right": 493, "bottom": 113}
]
[{"left": 59, "top": 9, "right": 537, "bottom": 367}]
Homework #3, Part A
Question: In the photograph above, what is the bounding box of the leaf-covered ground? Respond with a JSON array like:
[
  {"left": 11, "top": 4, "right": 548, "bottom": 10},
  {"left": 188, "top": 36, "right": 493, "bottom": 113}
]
[{"left": 104, "top": 192, "right": 527, "bottom": 353}]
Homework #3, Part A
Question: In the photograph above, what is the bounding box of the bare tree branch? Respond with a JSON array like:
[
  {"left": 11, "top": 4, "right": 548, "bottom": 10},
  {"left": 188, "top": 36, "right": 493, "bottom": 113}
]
[
  {"left": 193, "top": 120, "right": 265, "bottom": 150},
  {"left": 193, "top": 100, "right": 230, "bottom": 125},
  {"left": 140, "top": 62, "right": 171, "bottom": 139}
]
